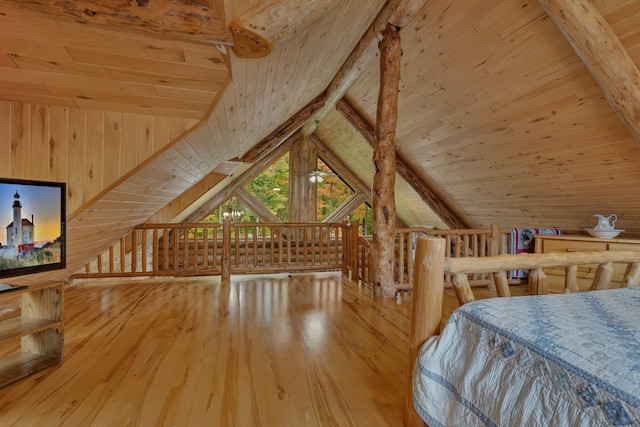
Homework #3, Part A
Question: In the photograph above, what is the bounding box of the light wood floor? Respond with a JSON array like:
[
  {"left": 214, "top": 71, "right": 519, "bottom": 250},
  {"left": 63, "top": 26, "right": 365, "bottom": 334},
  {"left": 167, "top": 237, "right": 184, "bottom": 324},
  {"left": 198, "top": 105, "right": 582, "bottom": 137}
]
[
  {"left": 0, "top": 273, "right": 418, "bottom": 426},
  {"left": 0, "top": 272, "right": 522, "bottom": 426}
]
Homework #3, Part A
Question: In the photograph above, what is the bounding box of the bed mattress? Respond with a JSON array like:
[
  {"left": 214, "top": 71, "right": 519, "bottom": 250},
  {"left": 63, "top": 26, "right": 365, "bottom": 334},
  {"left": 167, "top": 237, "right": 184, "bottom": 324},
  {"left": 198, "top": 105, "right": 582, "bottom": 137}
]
[{"left": 413, "top": 287, "right": 640, "bottom": 426}]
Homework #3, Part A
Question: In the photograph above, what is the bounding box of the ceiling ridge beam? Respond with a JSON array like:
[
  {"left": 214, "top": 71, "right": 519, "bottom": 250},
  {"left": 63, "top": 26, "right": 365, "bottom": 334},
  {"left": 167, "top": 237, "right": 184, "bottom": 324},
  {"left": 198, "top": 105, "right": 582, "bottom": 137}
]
[
  {"left": 538, "top": 0, "right": 640, "bottom": 147},
  {"left": 301, "top": 0, "right": 427, "bottom": 136},
  {"left": 336, "top": 98, "right": 467, "bottom": 229}
]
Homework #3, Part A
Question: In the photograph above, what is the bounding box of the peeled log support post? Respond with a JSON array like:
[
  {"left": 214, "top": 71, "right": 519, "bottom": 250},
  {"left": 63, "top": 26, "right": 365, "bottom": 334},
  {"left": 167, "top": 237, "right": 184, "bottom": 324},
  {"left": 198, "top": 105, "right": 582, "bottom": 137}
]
[{"left": 372, "top": 23, "right": 402, "bottom": 299}]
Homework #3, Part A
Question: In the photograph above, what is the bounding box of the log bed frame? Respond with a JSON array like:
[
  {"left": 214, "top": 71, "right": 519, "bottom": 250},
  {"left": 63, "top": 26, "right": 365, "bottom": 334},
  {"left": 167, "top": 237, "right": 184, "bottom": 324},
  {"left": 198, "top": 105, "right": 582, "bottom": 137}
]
[{"left": 404, "top": 236, "right": 640, "bottom": 427}]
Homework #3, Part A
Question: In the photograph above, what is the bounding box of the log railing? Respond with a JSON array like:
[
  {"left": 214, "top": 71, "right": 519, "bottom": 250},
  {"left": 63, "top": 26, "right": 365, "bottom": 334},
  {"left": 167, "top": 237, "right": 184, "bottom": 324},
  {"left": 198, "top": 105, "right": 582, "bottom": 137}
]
[
  {"left": 404, "top": 236, "right": 640, "bottom": 427},
  {"left": 76, "top": 220, "right": 343, "bottom": 278},
  {"left": 447, "top": 249, "right": 640, "bottom": 300},
  {"left": 347, "top": 224, "right": 512, "bottom": 291}
]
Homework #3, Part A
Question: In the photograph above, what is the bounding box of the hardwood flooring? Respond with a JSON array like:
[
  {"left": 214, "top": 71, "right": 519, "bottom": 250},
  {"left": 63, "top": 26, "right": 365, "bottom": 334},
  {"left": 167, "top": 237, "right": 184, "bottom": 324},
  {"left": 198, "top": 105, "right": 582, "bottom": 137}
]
[
  {"left": 0, "top": 272, "right": 523, "bottom": 426},
  {"left": 0, "top": 273, "right": 417, "bottom": 426}
]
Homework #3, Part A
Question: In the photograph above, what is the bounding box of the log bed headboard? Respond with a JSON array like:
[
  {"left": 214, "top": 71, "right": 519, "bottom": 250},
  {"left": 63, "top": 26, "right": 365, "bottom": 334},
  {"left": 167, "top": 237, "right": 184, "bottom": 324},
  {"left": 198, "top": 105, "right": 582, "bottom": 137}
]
[{"left": 404, "top": 236, "right": 640, "bottom": 427}]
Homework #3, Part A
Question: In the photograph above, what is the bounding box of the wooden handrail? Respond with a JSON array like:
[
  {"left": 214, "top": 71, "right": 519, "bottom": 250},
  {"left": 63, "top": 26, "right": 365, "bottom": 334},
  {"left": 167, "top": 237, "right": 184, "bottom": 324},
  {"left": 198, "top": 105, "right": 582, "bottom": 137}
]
[
  {"left": 76, "top": 220, "right": 344, "bottom": 278},
  {"left": 445, "top": 250, "right": 640, "bottom": 273}
]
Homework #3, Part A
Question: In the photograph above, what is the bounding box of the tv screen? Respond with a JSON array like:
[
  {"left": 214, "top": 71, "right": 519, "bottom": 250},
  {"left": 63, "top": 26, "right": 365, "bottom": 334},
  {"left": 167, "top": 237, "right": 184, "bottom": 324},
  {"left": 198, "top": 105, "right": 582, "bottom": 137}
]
[{"left": 0, "top": 178, "right": 66, "bottom": 279}]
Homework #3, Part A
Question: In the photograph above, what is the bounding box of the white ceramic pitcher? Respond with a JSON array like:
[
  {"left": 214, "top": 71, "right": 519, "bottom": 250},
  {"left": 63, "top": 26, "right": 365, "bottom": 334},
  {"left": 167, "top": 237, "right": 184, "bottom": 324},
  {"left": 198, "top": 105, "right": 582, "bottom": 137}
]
[{"left": 593, "top": 214, "right": 617, "bottom": 230}]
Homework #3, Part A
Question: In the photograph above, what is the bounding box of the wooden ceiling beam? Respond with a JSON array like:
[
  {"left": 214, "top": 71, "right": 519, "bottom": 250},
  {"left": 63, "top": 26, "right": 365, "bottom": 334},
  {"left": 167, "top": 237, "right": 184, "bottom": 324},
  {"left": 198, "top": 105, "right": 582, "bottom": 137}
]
[
  {"left": 309, "top": 134, "right": 371, "bottom": 198},
  {"left": 1, "top": 0, "right": 233, "bottom": 45},
  {"left": 324, "top": 192, "right": 368, "bottom": 224},
  {"left": 301, "top": 0, "right": 427, "bottom": 136},
  {"left": 234, "top": 187, "right": 282, "bottom": 223},
  {"left": 184, "top": 134, "right": 299, "bottom": 222},
  {"left": 336, "top": 98, "right": 467, "bottom": 230},
  {"left": 229, "top": 0, "right": 340, "bottom": 58},
  {"left": 239, "top": 93, "right": 326, "bottom": 163},
  {"left": 538, "top": 0, "right": 640, "bottom": 148},
  {"left": 312, "top": 134, "right": 408, "bottom": 229}
]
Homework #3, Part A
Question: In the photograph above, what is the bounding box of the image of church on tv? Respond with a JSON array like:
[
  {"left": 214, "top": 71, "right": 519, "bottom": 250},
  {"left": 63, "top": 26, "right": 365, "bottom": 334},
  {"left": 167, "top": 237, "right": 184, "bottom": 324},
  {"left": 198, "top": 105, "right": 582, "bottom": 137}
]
[{"left": 4, "top": 191, "right": 35, "bottom": 255}]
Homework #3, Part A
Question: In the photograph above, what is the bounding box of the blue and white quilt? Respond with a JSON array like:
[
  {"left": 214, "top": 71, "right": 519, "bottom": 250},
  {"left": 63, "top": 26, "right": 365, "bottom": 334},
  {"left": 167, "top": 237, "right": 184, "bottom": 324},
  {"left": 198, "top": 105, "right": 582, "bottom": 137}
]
[{"left": 413, "top": 288, "right": 640, "bottom": 426}]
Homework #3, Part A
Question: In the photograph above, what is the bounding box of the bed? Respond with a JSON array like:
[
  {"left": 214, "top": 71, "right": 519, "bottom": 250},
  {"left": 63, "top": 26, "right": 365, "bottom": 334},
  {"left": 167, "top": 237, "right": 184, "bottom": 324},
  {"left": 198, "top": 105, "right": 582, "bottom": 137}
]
[{"left": 404, "top": 236, "right": 640, "bottom": 427}]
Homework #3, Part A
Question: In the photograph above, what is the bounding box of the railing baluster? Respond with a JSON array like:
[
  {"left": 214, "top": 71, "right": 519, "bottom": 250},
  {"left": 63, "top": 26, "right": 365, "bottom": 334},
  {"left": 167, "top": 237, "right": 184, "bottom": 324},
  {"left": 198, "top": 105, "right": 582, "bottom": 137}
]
[
  {"left": 120, "top": 237, "right": 126, "bottom": 272},
  {"left": 623, "top": 262, "right": 640, "bottom": 287},
  {"left": 141, "top": 229, "right": 147, "bottom": 273},
  {"left": 152, "top": 229, "right": 158, "bottom": 273},
  {"left": 109, "top": 246, "right": 114, "bottom": 274}
]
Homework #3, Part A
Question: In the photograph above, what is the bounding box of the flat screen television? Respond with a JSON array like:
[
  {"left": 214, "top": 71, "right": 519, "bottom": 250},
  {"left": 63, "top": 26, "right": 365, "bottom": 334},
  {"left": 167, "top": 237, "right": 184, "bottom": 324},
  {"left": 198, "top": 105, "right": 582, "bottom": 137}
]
[{"left": 0, "top": 178, "right": 66, "bottom": 279}]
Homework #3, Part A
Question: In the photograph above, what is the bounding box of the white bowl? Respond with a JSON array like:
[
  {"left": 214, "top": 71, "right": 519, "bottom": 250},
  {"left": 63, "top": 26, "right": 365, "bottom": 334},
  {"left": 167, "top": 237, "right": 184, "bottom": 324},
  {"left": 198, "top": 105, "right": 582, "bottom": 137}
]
[{"left": 585, "top": 228, "right": 624, "bottom": 238}]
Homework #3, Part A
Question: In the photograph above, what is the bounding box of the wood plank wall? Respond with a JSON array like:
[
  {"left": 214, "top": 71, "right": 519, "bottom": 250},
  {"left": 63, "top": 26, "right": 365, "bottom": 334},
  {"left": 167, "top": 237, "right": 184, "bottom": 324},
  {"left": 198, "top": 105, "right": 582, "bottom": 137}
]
[{"left": 0, "top": 100, "right": 198, "bottom": 214}]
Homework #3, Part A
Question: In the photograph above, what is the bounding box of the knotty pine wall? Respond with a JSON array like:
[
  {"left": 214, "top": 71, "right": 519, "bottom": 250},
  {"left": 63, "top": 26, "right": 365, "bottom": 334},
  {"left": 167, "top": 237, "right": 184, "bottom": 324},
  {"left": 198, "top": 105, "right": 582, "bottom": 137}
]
[{"left": 0, "top": 100, "right": 198, "bottom": 215}]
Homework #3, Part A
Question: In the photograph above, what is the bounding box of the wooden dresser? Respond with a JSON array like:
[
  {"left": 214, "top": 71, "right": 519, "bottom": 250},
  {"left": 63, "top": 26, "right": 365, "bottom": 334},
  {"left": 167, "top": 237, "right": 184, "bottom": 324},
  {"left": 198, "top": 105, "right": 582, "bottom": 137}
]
[{"left": 534, "top": 234, "right": 640, "bottom": 293}]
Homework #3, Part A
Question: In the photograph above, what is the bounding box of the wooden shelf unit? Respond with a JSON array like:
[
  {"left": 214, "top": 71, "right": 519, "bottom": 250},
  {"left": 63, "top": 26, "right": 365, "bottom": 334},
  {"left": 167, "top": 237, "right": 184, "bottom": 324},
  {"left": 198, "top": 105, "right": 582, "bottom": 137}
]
[
  {"left": 0, "top": 280, "right": 63, "bottom": 387},
  {"left": 534, "top": 234, "right": 640, "bottom": 292}
]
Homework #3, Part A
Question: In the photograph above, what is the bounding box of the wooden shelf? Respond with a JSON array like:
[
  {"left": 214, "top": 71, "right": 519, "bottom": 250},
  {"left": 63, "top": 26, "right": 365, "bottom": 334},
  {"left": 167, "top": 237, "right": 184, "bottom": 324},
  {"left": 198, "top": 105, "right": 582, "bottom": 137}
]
[
  {"left": 0, "top": 352, "right": 61, "bottom": 387},
  {"left": 0, "top": 317, "right": 61, "bottom": 343},
  {"left": 0, "top": 281, "right": 64, "bottom": 387}
]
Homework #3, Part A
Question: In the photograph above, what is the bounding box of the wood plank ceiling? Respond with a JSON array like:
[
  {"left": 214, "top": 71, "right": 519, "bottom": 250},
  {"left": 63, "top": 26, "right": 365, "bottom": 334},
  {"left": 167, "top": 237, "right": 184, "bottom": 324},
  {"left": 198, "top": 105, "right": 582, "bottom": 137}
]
[
  {"left": 0, "top": 1, "right": 231, "bottom": 119},
  {"left": 342, "top": 0, "right": 640, "bottom": 233},
  {"left": 4, "top": 0, "right": 640, "bottom": 280}
]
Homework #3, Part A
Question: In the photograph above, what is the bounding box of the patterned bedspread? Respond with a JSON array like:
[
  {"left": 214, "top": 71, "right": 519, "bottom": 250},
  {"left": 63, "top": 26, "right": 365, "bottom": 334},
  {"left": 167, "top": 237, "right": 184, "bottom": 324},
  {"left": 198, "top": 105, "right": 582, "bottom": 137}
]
[{"left": 413, "top": 287, "right": 640, "bottom": 426}]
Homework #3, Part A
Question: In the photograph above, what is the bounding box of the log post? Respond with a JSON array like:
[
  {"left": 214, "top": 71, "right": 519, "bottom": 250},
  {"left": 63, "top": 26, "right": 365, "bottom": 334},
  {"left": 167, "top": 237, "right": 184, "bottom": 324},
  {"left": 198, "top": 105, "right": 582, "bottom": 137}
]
[
  {"left": 302, "top": 0, "right": 427, "bottom": 136},
  {"left": 405, "top": 236, "right": 444, "bottom": 427},
  {"left": 529, "top": 267, "right": 547, "bottom": 295},
  {"left": 350, "top": 222, "right": 360, "bottom": 276},
  {"left": 451, "top": 273, "right": 475, "bottom": 305},
  {"left": 622, "top": 262, "right": 640, "bottom": 288},
  {"left": 565, "top": 264, "right": 579, "bottom": 293},
  {"left": 492, "top": 271, "right": 511, "bottom": 297},
  {"left": 221, "top": 219, "right": 231, "bottom": 283},
  {"left": 342, "top": 221, "right": 350, "bottom": 275},
  {"left": 288, "top": 136, "right": 318, "bottom": 223},
  {"left": 487, "top": 224, "right": 501, "bottom": 292},
  {"left": 588, "top": 262, "right": 614, "bottom": 291},
  {"left": 371, "top": 23, "right": 402, "bottom": 299}
]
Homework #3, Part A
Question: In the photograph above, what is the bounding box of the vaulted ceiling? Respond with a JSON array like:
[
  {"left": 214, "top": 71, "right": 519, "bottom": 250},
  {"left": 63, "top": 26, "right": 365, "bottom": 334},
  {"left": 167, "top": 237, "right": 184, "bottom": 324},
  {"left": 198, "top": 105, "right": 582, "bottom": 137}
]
[{"left": 3, "top": 0, "right": 640, "bottom": 279}]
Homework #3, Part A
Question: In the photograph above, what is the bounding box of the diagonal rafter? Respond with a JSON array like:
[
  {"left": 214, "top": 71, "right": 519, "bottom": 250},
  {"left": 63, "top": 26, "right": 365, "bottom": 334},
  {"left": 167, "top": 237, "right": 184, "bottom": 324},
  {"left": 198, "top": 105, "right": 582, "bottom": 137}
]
[
  {"left": 183, "top": 134, "right": 300, "bottom": 222},
  {"left": 336, "top": 98, "right": 466, "bottom": 229},
  {"left": 538, "top": 0, "right": 640, "bottom": 148},
  {"left": 234, "top": 187, "right": 282, "bottom": 223}
]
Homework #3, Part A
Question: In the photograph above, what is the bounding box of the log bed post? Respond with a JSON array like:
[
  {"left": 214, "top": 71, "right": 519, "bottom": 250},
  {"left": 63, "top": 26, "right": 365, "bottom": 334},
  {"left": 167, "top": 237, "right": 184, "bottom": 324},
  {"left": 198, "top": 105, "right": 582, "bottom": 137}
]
[
  {"left": 372, "top": 23, "right": 402, "bottom": 298},
  {"left": 405, "top": 236, "right": 445, "bottom": 427}
]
